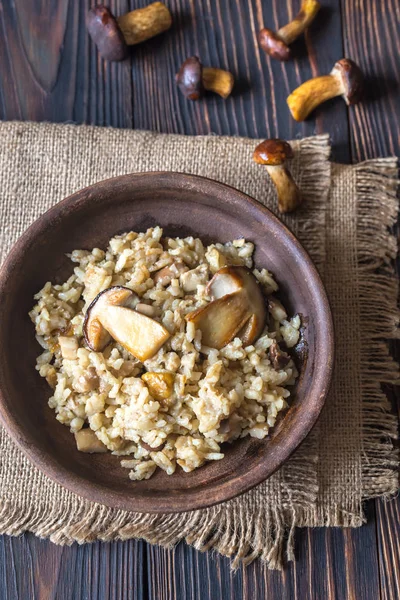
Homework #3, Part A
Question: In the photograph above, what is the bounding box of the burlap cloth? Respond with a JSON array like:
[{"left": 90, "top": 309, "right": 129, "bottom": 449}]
[{"left": 0, "top": 122, "right": 398, "bottom": 569}]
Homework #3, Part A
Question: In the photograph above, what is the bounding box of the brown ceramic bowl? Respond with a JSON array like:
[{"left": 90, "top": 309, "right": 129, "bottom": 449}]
[{"left": 0, "top": 173, "right": 333, "bottom": 513}]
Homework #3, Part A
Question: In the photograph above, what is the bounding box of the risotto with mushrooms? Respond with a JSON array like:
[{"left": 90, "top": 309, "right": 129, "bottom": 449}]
[{"left": 30, "top": 227, "right": 300, "bottom": 481}]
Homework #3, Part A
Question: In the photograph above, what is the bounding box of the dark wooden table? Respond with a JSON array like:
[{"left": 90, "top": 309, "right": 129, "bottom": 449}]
[{"left": 0, "top": 0, "right": 399, "bottom": 598}]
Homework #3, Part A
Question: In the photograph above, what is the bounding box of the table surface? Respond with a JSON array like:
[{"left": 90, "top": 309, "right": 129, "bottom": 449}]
[{"left": 0, "top": 0, "right": 399, "bottom": 598}]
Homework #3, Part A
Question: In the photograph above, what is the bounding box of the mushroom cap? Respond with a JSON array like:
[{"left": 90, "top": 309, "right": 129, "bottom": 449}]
[
  {"left": 331, "top": 58, "right": 364, "bottom": 105},
  {"left": 86, "top": 6, "right": 128, "bottom": 62},
  {"left": 258, "top": 28, "right": 291, "bottom": 61},
  {"left": 253, "top": 139, "right": 294, "bottom": 166},
  {"left": 176, "top": 56, "right": 204, "bottom": 100}
]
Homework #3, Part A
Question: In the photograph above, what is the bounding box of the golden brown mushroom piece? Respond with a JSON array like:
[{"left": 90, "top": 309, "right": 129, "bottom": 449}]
[
  {"left": 142, "top": 371, "right": 175, "bottom": 403},
  {"left": 287, "top": 58, "right": 364, "bottom": 121},
  {"left": 86, "top": 2, "right": 172, "bottom": 62},
  {"left": 185, "top": 266, "right": 267, "bottom": 349},
  {"left": 83, "top": 286, "right": 170, "bottom": 362},
  {"left": 253, "top": 140, "right": 302, "bottom": 214},
  {"left": 259, "top": 0, "right": 320, "bottom": 61},
  {"left": 176, "top": 57, "right": 234, "bottom": 100}
]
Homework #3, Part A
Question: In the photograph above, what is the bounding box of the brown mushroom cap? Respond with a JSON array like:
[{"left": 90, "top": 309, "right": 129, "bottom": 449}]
[
  {"left": 86, "top": 6, "right": 128, "bottom": 62},
  {"left": 331, "top": 58, "right": 364, "bottom": 105},
  {"left": 176, "top": 57, "right": 204, "bottom": 100},
  {"left": 258, "top": 28, "right": 291, "bottom": 61},
  {"left": 253, "top": 139, "right": 294, "bottom": 166}
]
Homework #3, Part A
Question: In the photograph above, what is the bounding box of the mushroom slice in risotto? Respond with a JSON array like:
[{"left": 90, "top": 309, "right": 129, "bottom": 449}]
[{"left": 84, "top": 286, "right": 170, "bottom": 361}]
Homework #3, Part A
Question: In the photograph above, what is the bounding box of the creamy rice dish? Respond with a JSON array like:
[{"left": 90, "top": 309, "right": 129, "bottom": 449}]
[{"left": 30, "top": 227, "right": 300, "bottom": 481}]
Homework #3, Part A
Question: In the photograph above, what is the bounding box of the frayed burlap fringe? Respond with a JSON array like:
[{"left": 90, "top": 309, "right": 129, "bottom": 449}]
[
  {"left": 0, "top": 123, "right": 398, "bottom": 570},
  {"left": 355, "top": 160, "right": 399, "bottom": 499}
]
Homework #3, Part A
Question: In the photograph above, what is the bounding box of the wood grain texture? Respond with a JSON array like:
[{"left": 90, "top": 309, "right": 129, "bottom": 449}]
[
  {"left": 0, "top": 0, "right": 399, "bottom": 598},
  {"left": 341, "top": 0, "right": 400, "bottom": 161},
  {"left": 0, "top": 0, "right": 349, "bottom": 160},
  {"left": 377, "top": 499, "right": 400, "bottom": 600},
  {"left": 146, "top": 506, "right": 381, "bottom": 600},
  {"left": 0, "top": 535, "right": 146, "bottom": 600}
]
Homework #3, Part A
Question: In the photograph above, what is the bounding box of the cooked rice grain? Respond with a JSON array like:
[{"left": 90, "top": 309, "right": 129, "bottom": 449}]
[{"left": 30, "top": 227, "right": 300, "bottom": 480}]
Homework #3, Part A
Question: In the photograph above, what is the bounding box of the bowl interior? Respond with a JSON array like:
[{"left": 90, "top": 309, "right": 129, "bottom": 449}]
[{"left": 0, "top": 173, "right": 333, "bottom": 512}]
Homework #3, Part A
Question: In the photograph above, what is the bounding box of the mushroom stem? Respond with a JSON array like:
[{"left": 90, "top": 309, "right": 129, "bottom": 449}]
[
  {"left": 265, "top": 165, "right": 302, "bottom": 213},
  {"left": 287, "top": 74, "right": 343, "bottom": 121},
  {"left": 287, "top": 59, "right": 365, "bottom": 122},
  {"left": 278, "top": 0, "right": 321, "bottom": 44},
  {"left": 176, "top": 57, "right": 234, "bottom": 100},
  {"left": 116, "top": 2, "right": 172, "bottom": 45},
  {"left": 258, "top": 0, "right": 320, "bottom": 61},
  {"left": 253, "top": 139, "right": 303, "bottom": 214},
  {"left": 202, "top": 68, "right": 234, "bottom": 99}
]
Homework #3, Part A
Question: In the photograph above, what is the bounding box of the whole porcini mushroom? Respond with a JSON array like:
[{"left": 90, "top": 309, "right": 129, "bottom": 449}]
[
  {"left": 287, "top": 58, "right": 364, "bottom": 121},
  {"left": 185, "top": 266, "right": 267, "bottom": 349},
  {"left": 86, "top": 2, "right": 172, "bottom": 62},
  {"left": 176, "top": 56, "right": 234, "bottom": 100},
  {"left": 253, "top": 139, "right": 302, "bottom": 213},
  {"left": 259, "top": 0, "right": 320, "bottom": 61}
]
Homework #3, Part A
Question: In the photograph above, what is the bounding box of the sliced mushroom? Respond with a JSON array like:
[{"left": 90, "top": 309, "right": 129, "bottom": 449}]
[
  {"left": 238, "top": 314, "right": 261, "bottom": 347},
  {"left": 142, "top": 371, "right": 175, "bottom": 403},
  {"left": 84, "top": 286, "right": 137, "bottom": 352},
  {"left": 84, "top": 286, "right": 170, "bottom": 362},
  {"left": 207, "top": 266, "right": 267, "bottom": 346},
  {"left": 186, "top": 266, "right": 267, "bottom": 349},
  {"left": 185, "top": 292, "right": 252, "bottom": 349},
  {"left": 75, "top": 428, "right": 107, "bottom": 453},
  {"left": 96, "top": 306, "right": 170, "bottom": 362},
  {"left": 205, "top": 265, "right": 243, "bottom": 298},
  {"left": 268, "top": 340, "right": 291, "bottom": 370}
]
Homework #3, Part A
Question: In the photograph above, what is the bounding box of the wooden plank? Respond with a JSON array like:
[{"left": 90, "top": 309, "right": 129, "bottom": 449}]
[
  {"left": 341, "top": 0, "right": 400, "bottom": 161},
  {"left": 129, "top": 0, "right": 349, "bottom": 160},
  {"left": 0, "top": 0, "right": 349, "bottom": 159},
  {"left": 376, "top": 498, "right": 400, "bottom": 600},
  {"left": 342, "top": 4, "right": 399, "bottom": 600},
  {"left": 0, "top": 534, "right": 146, "bottom": 600},
  {"left": 146, "top": 503, "right": 381, "bottom": 600},
  {"left": 0, "top": 0, "right": 133, "bottom": 127}
]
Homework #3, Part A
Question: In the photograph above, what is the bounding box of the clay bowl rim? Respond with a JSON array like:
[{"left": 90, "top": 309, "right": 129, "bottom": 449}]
[{"left": 0, "top": 172, "right": 334, "bottom": 513}]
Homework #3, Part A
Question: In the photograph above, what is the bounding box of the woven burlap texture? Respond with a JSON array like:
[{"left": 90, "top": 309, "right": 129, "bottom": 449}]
[{"left": 0, "top": 122, "right": 398, "bottom": 569}]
